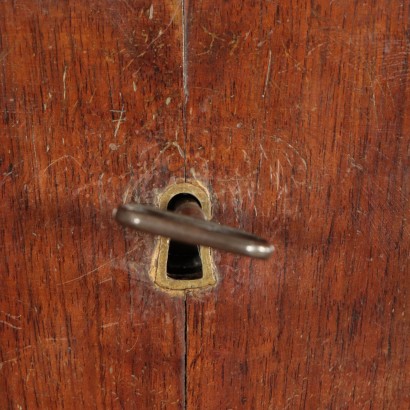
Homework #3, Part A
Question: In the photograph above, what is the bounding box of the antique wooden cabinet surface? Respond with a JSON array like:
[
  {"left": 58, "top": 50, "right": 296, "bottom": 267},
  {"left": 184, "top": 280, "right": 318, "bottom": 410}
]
[{"left": 0, "top": 0, "right": 409, "bottom": 409}]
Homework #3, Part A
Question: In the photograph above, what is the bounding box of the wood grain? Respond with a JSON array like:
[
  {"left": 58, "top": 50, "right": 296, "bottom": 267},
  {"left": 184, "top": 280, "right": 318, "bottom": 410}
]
[
  {"left": 0, "top": 1, "right": 186, "bottom": 408},
  {"left": 1, "top": 0, "right": 409, "bottom": 409},
  {"left": 185, "top": 0, "right": 410, "bottom": 408}
]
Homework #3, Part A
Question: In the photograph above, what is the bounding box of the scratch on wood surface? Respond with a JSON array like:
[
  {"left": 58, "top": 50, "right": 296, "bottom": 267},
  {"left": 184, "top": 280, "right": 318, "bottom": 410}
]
[
  {"left": 31, "top": 133, "right": 39, "bottom": 172},
  {"left": 276, "top": 159, "right": 282, "bottom": 192},
  {"left": 99, "top": 276, "right": 113, "bottom": 285},
  {"left": 0, "top": 170, "right": 14, "bottom": 187},
  {"left": 111, "top": 106, "right": 126, "bottom": 138},
  {"left": 40, "top": 155, "right": 85, "bottom": 175},
  {"left": 58, "top": 243, "right": 141, "bottom": 285},
  {"left": 0, "top": 357, "right": 19, "bottom": 368},
  {"left": 271, "top": 136, "right": 307, "bottom": 170},
  {"left": 262, "top": 50, "right": 272, "bottom": 98},
  {"left": 25, "top": 363, "right": 35, "bottom": 383},
  {"left": 218, "top": 176, "right": 254, "bottom": 183},
  {"left": 136, "top": 9, "right": 178, "bottom": 58},
  {"left": 259, "top": 143, "right": 268, "bottom": 161},
  {"left": 121, "top": 178, "right": 134, "bottom": 204},
  {"left": 306, "top": 42, "right": 326, "bottom": 57},
  {"left": 229, "top": 34, "right": 240, "bottom": 56},
  {"left": 0, "top": 49, "right": 9, "bottom": 62},
  {"left": 62, "top": 65, "right": 67, "bottom": 100},
  {"left": 149, "top": 140, "right": 184, "bottom": 162},
  {"left": 138, "top": 143, "right": 159, "bottom": 157},
  {"left": 125, "top": 338, "right": 139, "bottom": 353},
  {"left": 1, "top": 312, "right": 21, "bottom": 321},
  {"left": 348, "top": 155, "right": 364, "bottom": 171},
  {"left": 280, "top": 40, "right": 304, "bottom": 73},
  {"left": 121, "top": 139, "right": 185, "bottom": 203},
  {"left": 0, "top": 320, "right": 22, "bottom": 330},
  {"left": 43, "top": 338, "right": 69, "bottom": 342},
  {"left": 170, "top": 141, "right": 184, "bottom": 159},
  {"left": 198, "top": 25, "right": 225, "bottom": 56},
  {"left": 0, "top": 336, "right": 75, "bottom": 369},
  {"left": 73, "top": 178, "right": 106, "bottom": 195},
  {"left": 0, "top": 345, "right": 32, "bottom": 369},
  {"left": 101, "top": 322, "right": 119, "bottom": 329}
]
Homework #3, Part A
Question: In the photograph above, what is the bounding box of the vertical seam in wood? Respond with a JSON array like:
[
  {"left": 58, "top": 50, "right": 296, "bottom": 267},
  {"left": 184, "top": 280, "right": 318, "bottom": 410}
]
[
  {"left": 184, "top": 294, "right": 188, "bottom": 410},
  {"left": 182, "top": 0, "right": 188, "bottom": 181}
]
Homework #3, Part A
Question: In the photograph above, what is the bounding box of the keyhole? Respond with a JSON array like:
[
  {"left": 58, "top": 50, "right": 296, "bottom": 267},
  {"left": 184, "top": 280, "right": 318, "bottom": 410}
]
[
  {"left": 150, "top": 181, "right": 216, "bottom": 291},
  {"left": 166, "top": 194, "right": 203, "bottom": 280}
]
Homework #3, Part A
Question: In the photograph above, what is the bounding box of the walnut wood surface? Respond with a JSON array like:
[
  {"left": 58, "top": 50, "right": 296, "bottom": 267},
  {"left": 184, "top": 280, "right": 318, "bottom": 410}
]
[
  {"left": 185, "top": 0, "right": 410, "bottom": 409},
  {"left": 0, "top": 1, "right": 185, "bottom": 408},
  {"left": 1, "top": 0, "right": 409, "bottom": 409}
]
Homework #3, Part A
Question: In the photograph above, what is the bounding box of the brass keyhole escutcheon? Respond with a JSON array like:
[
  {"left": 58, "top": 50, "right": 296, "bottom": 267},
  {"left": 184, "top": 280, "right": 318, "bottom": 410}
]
[
  {"left": 115, "top": 181, "right": 273, "bottom": 292},
  {"left": 149, "top": 182, "right": 217, "bottom": 292}
]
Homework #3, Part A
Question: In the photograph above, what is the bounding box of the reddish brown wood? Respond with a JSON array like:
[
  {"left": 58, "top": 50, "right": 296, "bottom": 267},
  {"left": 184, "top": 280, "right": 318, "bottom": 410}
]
[
  {"left": 0, "top": 1, "right": 186, "bottom": 408},
  {"left": 185, "top": 0, "right": 410, "bottom": 408},
  {"left": 1, "top": 0, "right": 410, "bottom": 409}
]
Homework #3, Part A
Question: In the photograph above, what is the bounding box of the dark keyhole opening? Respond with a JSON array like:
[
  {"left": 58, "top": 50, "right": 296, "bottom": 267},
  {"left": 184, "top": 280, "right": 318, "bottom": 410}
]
[{"left": 166, "top": 194, "right": 203, "bottom": 280}]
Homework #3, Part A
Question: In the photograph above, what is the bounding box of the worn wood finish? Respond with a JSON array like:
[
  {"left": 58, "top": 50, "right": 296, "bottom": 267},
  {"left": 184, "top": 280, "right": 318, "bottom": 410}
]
[
  {"left": 185, "top": 0, "right": 410, "bottom": 408},
  {"left": 1, "top": 0, "right": 410, "bottom": 409},
  {"left": 0, "top": 1, "right": 186, "bottom": 408}
]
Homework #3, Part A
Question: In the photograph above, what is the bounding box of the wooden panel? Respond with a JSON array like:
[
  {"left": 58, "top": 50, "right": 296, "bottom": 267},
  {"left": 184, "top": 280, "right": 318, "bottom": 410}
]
[
  {"left": 0, "top": 1, "right": 185, "bottom": 408},
  {"left": 185, "top": 0, "right": 410, "bottom": 408}
]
